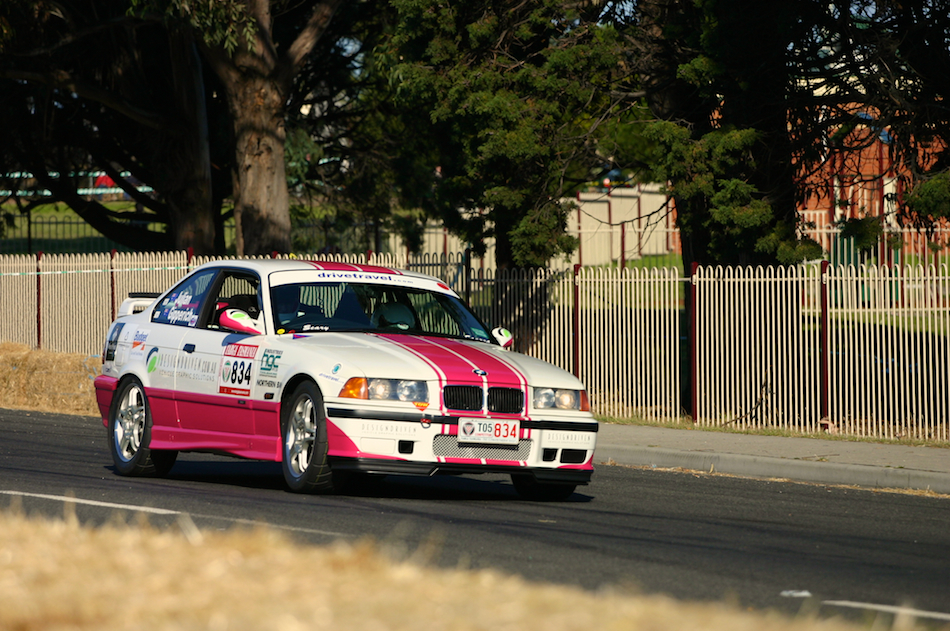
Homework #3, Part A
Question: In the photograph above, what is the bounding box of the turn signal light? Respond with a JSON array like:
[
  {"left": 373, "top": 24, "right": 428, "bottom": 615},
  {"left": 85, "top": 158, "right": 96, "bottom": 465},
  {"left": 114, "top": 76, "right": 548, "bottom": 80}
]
[
  {"left": 580, "top": 390, "right": 591, "bottom": 412},
  {"left": 339, "top": 377, "right": 368, "bottom": 399}
]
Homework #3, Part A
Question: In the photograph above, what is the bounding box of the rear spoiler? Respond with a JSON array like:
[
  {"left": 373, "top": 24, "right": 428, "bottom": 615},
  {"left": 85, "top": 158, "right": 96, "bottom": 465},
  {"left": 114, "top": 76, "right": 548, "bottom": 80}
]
[{"left": 118, "top": 292, "right": 161, "bottom": 317}]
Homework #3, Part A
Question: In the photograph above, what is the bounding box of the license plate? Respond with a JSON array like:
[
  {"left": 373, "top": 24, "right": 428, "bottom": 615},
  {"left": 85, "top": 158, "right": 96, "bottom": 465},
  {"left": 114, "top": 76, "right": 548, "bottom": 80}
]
[{"left": 457, "top": 418, "right": 520, "bottom": 445}]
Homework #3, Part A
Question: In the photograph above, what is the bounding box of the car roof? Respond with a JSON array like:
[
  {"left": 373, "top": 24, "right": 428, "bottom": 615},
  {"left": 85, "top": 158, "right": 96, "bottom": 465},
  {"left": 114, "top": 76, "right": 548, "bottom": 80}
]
[{"left": 193, "top": 258, "right": 456, "bottom": 293}]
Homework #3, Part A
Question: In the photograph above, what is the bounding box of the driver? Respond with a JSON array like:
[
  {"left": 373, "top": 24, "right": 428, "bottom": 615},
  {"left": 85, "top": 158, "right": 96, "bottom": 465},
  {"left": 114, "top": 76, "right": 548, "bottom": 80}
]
[{"left": 273, "top": 285, "right": 302, "bottom": 325}]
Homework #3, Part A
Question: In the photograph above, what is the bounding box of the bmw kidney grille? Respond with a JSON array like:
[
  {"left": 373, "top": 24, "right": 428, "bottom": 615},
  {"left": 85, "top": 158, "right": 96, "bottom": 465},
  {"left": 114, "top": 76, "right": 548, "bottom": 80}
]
[{"left": 442, "top": 385, "right": 524, "bottom": 414}]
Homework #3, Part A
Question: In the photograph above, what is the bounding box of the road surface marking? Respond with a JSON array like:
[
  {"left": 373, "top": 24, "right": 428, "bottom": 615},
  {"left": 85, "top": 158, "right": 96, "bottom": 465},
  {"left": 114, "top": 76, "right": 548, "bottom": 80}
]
[{"left": 0, "top": 490, "right": 352, "bottom": 538}]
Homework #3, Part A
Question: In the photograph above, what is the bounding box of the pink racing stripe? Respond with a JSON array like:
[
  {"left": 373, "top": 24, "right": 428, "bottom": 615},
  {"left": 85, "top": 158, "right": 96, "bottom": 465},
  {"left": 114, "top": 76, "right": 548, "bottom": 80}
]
[
  {"left": 302, "top": 260, "right": 403, "bottom": 275},
  {"left": 326, "top": 418, "right": 405, "bottom": 461},
  {"left": 558, "top": 456, "right": 595, "bottom": 470},
  {"left": 326, "top": 418, "right": 361, "bottom": 457},
  {"left": 302, "top": 260, "right": 360, "bottom": 272},
  {"left": 378, "top": 334, "right": 527, "bottom": 389},
  {"left": 441, "top": 457, "right": 484, "bottom": 465},
  {"left": 372, "top": 334, "right": 448, "bottom": 414}
]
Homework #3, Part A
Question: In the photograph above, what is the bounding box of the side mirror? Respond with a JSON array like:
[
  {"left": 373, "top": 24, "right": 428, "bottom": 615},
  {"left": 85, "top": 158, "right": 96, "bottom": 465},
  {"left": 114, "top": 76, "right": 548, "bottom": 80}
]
[
  {"left": 220, "top": 308, "right": 264, "bottom": 335},
  {"left": 492, "top": 327, "right": 513, "bottom": 350}
]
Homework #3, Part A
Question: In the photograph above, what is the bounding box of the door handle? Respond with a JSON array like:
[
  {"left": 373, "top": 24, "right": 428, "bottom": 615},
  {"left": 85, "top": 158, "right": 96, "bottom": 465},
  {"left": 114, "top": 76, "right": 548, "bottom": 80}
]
[{"left": 182, "top": 343, "right": 196, "bottom": 353}]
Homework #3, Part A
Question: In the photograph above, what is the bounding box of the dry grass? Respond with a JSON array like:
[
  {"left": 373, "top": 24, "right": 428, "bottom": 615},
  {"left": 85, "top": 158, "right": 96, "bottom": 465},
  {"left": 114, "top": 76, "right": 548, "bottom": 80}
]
[
  {"left": 0, "top": 342, "right": 99, "bottom": 416},
  {"left": 0, "top": 504, "right": 872, "bottom": 631}
]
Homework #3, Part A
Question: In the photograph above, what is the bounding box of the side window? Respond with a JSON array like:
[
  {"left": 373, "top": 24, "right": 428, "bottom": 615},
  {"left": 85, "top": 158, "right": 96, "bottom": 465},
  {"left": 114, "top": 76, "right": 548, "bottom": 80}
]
[
  {"left": 207, "top": 272, "right": 262, "bottom": 330},
  {"left": 152, "top": 270, "right": 217, "bottom": 327}
]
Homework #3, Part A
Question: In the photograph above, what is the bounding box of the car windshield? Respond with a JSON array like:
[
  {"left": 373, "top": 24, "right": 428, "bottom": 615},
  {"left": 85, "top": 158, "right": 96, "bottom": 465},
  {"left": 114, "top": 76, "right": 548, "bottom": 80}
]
[{"left": 270, "top": 282, "right": 493, "bottom": 343}]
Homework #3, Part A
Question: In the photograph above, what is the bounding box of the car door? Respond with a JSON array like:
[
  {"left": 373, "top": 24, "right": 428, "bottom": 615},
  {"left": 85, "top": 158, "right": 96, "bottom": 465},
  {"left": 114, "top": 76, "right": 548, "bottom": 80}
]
[
  {"left": 175, "top": 270, "right": 263, "bottom": 441},
  {"left": 145, "top": 269, "right": 219, "bottom": 428}
]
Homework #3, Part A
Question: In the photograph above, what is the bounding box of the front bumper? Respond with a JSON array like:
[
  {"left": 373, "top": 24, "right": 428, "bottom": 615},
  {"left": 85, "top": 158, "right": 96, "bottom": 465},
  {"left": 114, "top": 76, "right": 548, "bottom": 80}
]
[
  {"left": 325, "top": 406, "right": 598, "bottom": 483},
  {"left": 330, "top": 457, "right": 593, "bottom": 484}
]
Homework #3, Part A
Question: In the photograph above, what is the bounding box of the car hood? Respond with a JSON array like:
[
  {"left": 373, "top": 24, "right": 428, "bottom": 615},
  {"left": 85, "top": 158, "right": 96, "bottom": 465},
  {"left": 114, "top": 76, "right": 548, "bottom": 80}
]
[{"left": 284, "top": 332, "right": 582, "bottom": 389}]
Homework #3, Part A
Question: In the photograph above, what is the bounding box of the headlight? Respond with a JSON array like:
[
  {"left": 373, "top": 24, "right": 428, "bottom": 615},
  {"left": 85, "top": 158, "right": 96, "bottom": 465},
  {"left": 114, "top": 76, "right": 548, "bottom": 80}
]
[
  {"left": 396, "top": 380, "right": 427, "bottom": 403},
  {"left": 533, "top": 387, "right": 590, "bottom": 411},
  {"left": 367, "top": 378, "right": 393, "bottom": 400},
  {"left": 340, "top": 377, "right": 429, "bottom": 410}
]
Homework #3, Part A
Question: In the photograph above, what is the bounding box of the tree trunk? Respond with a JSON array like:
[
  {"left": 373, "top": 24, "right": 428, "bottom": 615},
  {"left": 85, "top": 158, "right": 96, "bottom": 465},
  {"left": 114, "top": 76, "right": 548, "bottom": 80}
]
[
  {"left": 224, "top": 74, "right": 291, "bottom": 255},
  {"left": 164, "top": 24, "right": 216, "bottom": 255}
]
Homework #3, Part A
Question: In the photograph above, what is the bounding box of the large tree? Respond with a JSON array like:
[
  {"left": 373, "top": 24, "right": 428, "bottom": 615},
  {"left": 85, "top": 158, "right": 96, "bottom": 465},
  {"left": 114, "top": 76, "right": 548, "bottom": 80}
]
[
  {"left": 0, "top": 0, "right": 219, "bottom": 252},
  {"left": 384, "top": 0, "right": 637, "bottom": 269},
  {"left": 627, "top": 0, "right": 831, "bottom": 273},
  {"left": 0, "top": 0, "right": 347, "bottom": 255},
  {"left": 626, "top": 0, "right": 950, "bottom": 272},
  {"left": 151, "top": 0, "right": 345, "bottom": 254}
]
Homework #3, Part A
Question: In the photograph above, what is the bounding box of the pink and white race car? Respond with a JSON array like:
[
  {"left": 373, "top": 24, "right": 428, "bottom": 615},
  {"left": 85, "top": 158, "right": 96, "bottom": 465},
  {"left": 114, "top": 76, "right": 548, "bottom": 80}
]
[{"left": 95, "top": 259, "right": 597, "bottom": 500}]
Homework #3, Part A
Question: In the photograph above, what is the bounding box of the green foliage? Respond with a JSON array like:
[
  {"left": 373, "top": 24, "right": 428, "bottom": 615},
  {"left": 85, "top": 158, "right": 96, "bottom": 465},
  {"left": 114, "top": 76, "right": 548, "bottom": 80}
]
[
  {"left": 906, "top": 171, "right": 950, "bottom": 221},
  {"left": 128, "top": 0, "right": 255, "bottom": 54},
  {"left": 285, "top": 127, "right": 324, "bottom": 190},
  {"left": 0, "top": 206, "right": 13, "bottom": 239},
  {"left": 388, "top": 0, "right": 630, "bottom": 267},
  {"left": 676, "top": 55, "right": 719, "bottom": 91},
  {"left": 508, "top": 200, "right": 579, "bottom": 269},
  {"left": 839, "top": 216, "right": 883, "bottom": 252}
]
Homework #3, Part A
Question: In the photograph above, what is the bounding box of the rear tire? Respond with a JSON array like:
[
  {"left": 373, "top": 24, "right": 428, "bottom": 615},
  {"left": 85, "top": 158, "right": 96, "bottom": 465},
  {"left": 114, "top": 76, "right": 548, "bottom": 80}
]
[
  {"left": 511, "top": 474, "right": 576, "bottom": 501},
  {"left": 108, "top": 378, "right": 177, "bottom": 477},
  {"left": 281, "top": 381, "right": 334, "bottom": 493}
]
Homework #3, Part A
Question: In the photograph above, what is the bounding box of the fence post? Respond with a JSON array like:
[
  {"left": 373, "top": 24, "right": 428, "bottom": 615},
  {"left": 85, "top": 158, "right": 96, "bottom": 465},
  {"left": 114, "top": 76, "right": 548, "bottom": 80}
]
[
  {"left": 620, "top": 222, "right": 626, "bottom": 270},
  {"left": 464, "top": 248, "right": 472, "bottom": 305},
  {"left": 35, "top": 251, "right": 43, "bottom": 350},
  {"left": 110, "top": 249, "right": 117, "bottom": 322},
  {"left": 690, "top": 261, "right": 699, "bottom": 421},
  {"left": 576, "top": 195, "right": 583, "bottom": 267},
  {"left": 572, "top": 264, "right": 581, "bottom": 378},
  {"left": 820, "top": 260, "right": 830, "bottom": 422}
]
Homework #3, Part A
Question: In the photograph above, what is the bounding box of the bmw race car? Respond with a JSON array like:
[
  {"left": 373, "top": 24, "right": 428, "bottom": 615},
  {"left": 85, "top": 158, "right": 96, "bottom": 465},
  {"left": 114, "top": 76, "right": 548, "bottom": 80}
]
[{"left": 94, "top": 259, "right": 597, "bottom": 500}]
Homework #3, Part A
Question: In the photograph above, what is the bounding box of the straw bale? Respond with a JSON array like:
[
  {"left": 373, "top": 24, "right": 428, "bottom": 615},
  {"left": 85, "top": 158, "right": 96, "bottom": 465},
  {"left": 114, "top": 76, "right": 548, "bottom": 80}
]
[{"left": 0, "top": 342, "right": 99, "bottom": 416}]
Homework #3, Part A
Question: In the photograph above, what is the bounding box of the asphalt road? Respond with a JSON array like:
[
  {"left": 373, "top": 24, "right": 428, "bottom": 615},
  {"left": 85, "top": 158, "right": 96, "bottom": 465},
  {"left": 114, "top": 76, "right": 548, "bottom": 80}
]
[{"left": 2, "top": 408, "right": 949, "bottom": 623}]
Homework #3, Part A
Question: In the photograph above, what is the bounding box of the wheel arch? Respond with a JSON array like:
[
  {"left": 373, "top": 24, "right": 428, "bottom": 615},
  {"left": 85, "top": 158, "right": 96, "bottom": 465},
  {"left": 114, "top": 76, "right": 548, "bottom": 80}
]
[
  {"left": 280, "top": 373, "right": 322, "bottom": 412},
  {"left": 109, "top": 373, "right": 146, "bottom": 413}
]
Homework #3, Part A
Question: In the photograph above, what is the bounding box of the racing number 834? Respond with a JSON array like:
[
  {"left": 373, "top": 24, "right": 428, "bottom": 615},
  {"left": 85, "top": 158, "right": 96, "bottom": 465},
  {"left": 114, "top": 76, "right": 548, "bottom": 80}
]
[{"left": 225, "top": 360, "right": 252, "bottom": 385}]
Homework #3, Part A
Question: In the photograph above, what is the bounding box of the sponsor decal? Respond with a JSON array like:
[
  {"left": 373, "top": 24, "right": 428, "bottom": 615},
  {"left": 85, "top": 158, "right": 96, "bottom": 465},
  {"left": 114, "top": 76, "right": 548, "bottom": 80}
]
[
  {"left": 260, "top": 349, "right": 282, "bottom": 377},
  {"left": 460, "top": 420, "right": 476, "bottom": 437},
  {"left": 224, "top": 343, "right": 258, "bottom": 359},
  {"left": 104, "top": 323, "right": 125, "bottom": 362},
  {"left": 360, "top": 422, "right": 418, "bottom": 436},
  {"left": 318, "top": 361, "right": 344, "bottom": 383},
  {"left": 130, "top": 329, "right": 150, "bottom": 358},
  {"left": 219, "top": 345, "right": 255, "bottom": 396},
  {"left": 312, "top": 270, "right": 411, "bottom": 284},
  {"left": 256, "top": 378, "right": 282, "bottom": 389},
  {"left": 544, "top": 431, "right": 595, "bottom": 447},
  {"left": 157, "top": 291, "right": 200, "bottom": 327},
  {"left": 146, "top": 347, "right": 159, "bottom": 373},
  {"left": 176, "top": 356, "right": 218, "bottom": 383}
]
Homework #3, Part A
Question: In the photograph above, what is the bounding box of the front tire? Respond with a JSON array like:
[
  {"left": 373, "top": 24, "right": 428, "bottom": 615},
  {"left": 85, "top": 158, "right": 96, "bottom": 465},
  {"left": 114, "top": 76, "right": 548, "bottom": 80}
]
[
  {"left": 281, "top": 381, "right": 334, "bottom": 493},
  {"left": 108, "top": 378, "right": 177, "bottom": 477},
  {"left": 511, "top": 474, "right": 577, "bottom": 501}
]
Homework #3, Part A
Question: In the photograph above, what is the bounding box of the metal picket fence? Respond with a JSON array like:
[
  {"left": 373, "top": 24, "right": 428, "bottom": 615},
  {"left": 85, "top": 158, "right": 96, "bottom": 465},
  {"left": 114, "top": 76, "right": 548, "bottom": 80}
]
[
  {"left": 690, "top": 263, "right": 950, "bottom": 440},
  {"left": 1, "top": 251, "right": 948, "bottom": 440}
]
